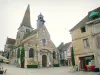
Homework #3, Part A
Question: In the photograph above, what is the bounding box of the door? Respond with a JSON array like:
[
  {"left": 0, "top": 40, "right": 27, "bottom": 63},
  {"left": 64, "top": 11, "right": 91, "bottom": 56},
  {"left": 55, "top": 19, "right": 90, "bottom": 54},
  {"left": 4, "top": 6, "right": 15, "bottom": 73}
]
[
  {"left": 42, "top": 55, "right": 47, "bottom": 67},
  {"left": 79, "top": 57, "right": 85, "bottom": 69}
]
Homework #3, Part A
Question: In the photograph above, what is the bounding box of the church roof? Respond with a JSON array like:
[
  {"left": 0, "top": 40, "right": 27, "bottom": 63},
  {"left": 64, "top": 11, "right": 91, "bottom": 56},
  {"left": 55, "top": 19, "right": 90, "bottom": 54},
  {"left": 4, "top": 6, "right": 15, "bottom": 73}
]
[
  {"left": 23, "top": 29, "right": 38, "bottom": 39},
  {"left": 70, "top": 7, "right": 100, "bottom": 32},
  {"left": 6, "top": 38, "right": 16, "bottom": 44},
  {"left": 18, "top": 4, "right": 32, "bottom": 29}
]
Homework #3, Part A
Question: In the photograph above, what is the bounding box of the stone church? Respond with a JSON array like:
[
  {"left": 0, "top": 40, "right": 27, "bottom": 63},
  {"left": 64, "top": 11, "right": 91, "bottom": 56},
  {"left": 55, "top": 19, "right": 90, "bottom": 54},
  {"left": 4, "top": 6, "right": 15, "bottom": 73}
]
[{"left": 4, "top": 5, "right": 59, "bottom": 68}]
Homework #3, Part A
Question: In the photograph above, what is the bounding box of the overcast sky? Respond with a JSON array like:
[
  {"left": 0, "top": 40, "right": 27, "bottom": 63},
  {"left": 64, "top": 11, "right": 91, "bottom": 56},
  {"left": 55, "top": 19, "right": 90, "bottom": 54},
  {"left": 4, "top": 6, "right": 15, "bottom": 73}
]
[{"left": 0, "top": 0, "right": 100, "bottom": 50}]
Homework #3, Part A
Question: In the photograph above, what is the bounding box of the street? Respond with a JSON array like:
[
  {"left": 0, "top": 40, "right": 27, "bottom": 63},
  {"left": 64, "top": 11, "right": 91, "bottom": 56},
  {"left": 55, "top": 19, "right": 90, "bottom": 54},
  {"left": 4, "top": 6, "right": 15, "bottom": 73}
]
[{"left": 1, "top": 64, "right": 98, "bottom": 75}]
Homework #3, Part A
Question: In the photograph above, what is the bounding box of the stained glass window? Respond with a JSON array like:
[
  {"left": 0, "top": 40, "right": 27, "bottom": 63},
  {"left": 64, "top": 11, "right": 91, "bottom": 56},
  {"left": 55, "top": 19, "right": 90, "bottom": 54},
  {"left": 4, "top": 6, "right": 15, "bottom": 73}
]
[{"left": 42, "top": 39, "right": 46, "bottom": 45}]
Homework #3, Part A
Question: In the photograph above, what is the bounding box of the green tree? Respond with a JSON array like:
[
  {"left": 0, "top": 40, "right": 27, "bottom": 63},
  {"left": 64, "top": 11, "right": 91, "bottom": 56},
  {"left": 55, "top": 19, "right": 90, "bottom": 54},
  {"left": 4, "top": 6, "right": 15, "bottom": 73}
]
[
  {"left": 20, "top": 45, "right": 25, "bottom": 68},
  {"left": 71, "top": 47, "right": 75, "bottom": 67}
]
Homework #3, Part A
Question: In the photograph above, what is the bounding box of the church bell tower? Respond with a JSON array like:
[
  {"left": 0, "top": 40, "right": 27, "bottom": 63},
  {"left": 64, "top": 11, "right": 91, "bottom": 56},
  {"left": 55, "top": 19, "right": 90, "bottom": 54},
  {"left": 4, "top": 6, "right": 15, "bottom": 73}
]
[
  {"left": 16, "top": 4, "right": 33, "bottom": 44},
  {"left": 37, "top": 13, "right": 45, "bottom": 29}
]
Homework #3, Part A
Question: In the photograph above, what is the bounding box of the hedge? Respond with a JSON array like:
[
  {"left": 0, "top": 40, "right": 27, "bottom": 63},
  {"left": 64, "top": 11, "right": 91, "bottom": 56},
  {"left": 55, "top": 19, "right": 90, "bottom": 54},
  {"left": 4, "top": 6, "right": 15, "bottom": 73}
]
[
  {"left": 27, "top": 65, "right": 38, "bottom": 68},
  {"left": 53, "top": 64, "right": 59, "bottom": 67}
]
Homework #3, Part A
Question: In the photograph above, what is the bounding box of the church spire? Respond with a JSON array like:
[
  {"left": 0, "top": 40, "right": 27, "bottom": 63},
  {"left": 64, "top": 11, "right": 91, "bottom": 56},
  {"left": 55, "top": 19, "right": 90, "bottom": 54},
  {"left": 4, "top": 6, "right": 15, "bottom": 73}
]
[{"left": 19, "top": 4, "right": 32, "bottom": 29}]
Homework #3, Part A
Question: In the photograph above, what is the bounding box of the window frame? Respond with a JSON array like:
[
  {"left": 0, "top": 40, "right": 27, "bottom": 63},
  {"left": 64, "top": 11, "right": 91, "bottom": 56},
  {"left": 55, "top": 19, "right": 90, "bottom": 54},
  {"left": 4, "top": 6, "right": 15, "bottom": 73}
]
[
  {"left": 26, "top": 29, "right": 30, "bottom": 33},
  {"left": 83, "top": 38, "right": 90, "bottom": 48},
  {"left": 81, "top": 26, "right": 86, "bottom": 33},
  {"left": 29, "top": 48, "right": 34, "bottom": 58}
]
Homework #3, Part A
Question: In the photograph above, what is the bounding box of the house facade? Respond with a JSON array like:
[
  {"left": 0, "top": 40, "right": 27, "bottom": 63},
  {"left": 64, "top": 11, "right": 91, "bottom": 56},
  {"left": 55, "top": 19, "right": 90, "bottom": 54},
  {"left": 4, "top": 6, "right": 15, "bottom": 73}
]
[
  {"left": 4, "top": 5, "right": 59, "bottom": 68},
  {"left": 66, "top": 42, "right": 72, "bottom": 66},
  {"left": 4, "top": 37, "right": 16, "bottom": 59},
  {"left": 57, "top": 42, "right": 66, "bottom": 66},
  {"left": 57, "top": 42, "right": 72, "bottom": 66},
  {"left": 70, "top": 7, "right": 100, "bottom": 69}
]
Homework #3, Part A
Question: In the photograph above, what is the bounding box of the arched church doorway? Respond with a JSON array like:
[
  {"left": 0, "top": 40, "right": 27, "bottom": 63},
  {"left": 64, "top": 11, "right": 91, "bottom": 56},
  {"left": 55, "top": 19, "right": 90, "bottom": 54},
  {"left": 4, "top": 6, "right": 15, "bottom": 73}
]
[{"left": 42, "top": 55, "right": 47, "bottom": 67}]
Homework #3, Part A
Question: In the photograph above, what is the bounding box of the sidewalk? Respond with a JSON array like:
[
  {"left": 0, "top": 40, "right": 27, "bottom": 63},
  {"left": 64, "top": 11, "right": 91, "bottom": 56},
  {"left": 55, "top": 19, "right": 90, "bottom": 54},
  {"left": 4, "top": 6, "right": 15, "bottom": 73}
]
[{"left": 0, "top": 64, "right": 99, "bottom": 75}]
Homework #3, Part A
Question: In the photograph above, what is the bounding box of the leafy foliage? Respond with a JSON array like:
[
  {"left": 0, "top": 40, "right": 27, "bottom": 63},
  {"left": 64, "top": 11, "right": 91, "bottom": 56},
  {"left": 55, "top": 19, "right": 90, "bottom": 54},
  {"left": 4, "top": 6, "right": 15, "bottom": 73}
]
[
  {"left": 20, "top": 45, "right": 25, "bottom": 68},
  {"left": 71, "top": 47, "right": 75, "bottom": 66}
]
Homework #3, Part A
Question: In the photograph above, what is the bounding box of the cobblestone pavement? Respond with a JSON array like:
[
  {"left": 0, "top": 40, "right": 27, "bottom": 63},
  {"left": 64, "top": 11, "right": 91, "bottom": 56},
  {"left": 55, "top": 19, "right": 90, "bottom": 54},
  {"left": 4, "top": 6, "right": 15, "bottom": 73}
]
[{"left": 1, "top": 64, "right": 99, "bottom": 75}]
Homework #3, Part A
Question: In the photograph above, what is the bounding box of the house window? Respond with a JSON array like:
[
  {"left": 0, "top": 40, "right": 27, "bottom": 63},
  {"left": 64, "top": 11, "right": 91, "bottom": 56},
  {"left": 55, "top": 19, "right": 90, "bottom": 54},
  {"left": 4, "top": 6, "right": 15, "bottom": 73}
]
[
  {"left": 81, "top": 27, "right": 86, "bottom": 32},
  {"left": 83, "top": 38, "right": 89, "bottom": 48},
  {"left": 29, "top": 48, "right": 34, "bottom": 58}
]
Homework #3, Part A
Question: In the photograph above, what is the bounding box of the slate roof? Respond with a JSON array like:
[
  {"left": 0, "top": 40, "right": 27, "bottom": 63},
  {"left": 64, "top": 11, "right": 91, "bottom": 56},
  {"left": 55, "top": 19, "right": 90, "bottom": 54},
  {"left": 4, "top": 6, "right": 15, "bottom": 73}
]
[
  {"left": 18, "top": 4, "right": 32, "bottom": 29},
  {"left": 57, "top": 42, "right": 64, "bottom": 52},
  {"left": 70, "top": 7, "right": 100, "bottom": 32},
  {"left": 64, "top": 42, "right": 71, "bottom": 51},
  {"left": 6, "top": 38, "right": 16, "bottom": 44},
  {"left": 57, "top": 42, "right": 71, "bottom": 52}
]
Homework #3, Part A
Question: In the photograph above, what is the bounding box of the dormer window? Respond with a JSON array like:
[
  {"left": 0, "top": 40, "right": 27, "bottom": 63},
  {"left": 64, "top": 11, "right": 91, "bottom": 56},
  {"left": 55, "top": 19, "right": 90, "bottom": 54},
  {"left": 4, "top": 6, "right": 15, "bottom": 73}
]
[{"left": 81, "top": 27, "right": 86, "bottom": 33}]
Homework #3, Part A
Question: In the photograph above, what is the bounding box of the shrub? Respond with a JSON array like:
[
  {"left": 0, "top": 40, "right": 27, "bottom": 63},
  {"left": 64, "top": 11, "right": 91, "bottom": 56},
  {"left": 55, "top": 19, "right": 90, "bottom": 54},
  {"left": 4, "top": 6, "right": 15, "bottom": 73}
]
[
  {"left": 53, "top": 64, "right": 59, "bottom": 67},
  {"left": 27, "top": 65, "right": 38, "bottom": 68}
]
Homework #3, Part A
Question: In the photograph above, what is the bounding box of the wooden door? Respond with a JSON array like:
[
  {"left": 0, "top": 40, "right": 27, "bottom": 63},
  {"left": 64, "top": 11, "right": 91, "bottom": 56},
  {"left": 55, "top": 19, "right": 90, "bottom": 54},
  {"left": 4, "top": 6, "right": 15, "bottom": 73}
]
[{"left": 42, "top": 55, "right": 47, "bottom": 67}]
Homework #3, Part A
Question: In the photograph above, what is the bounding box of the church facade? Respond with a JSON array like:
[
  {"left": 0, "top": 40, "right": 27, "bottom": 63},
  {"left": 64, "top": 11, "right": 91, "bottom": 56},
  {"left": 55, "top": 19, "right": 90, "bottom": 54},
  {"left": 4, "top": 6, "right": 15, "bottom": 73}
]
[{"left": 4, "top": 5, "right": 59, "bottom": 68}]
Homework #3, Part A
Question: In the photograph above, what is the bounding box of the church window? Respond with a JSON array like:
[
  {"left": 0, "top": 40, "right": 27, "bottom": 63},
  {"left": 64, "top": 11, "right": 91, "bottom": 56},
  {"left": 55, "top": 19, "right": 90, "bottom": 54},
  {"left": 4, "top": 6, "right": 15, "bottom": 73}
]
[
  {"left": 26, "top": 29, "right": 30, "bottom": 33},
  {"left": 7, "top": 52, "right": 9, "bottom": 59},
  {"left": 42, "top": 39, "right": 46, "bottom": 46},
  {"left": 29, "top": 48, "right": 34, "bottom": 58},
  {"left": 53, "top": 51, "right": 56, "bottom": 59},
  {"left": 17, "top": 48, "right": 20, "bottom": 58}
]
